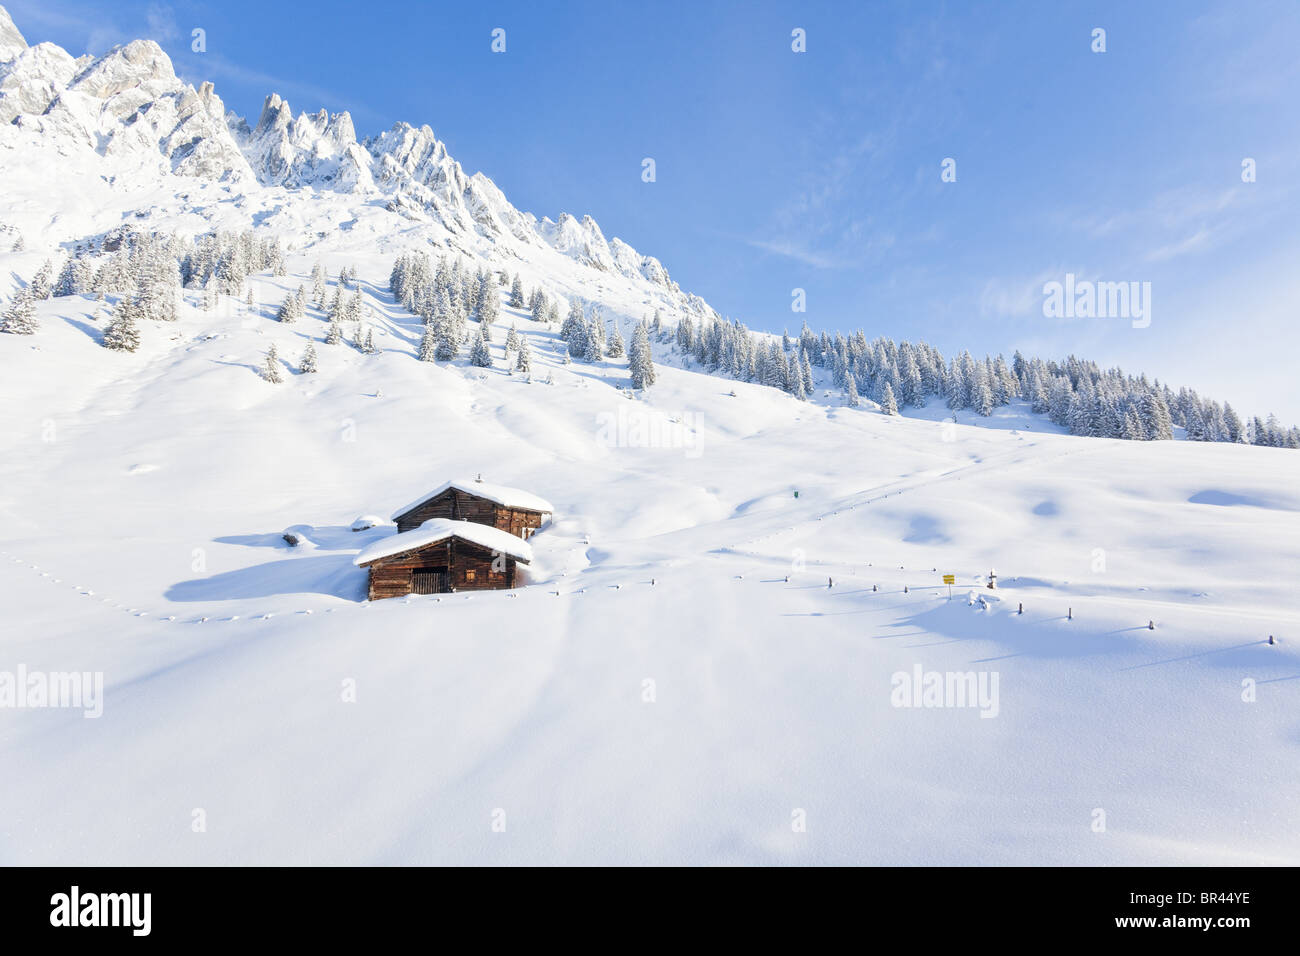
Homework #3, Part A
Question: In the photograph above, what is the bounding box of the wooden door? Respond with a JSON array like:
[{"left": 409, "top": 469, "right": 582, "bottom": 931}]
[{"left": 412, "top": 567, "right": 450, "bottom": 594}]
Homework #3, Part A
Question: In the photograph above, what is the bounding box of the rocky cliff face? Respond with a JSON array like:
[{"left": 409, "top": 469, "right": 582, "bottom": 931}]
[{"left": 0, "top": 4, "right": 705, "bottom": 311}]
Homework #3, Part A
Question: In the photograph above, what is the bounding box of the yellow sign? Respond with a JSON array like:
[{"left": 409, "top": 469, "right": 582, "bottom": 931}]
[{"left": 942, "top": 574, "right": 955, "bottom": 584}]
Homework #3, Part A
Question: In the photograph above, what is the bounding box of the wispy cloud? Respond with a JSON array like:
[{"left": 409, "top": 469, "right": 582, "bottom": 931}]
[
  {"left": 1146, "top": 227, "right": 1212, "bottom": 263},
  {"left": 742, "top": 237, "right": 852, "bottom": 270},
  {"left": 978, "top": 269, "right": 1069, "bottom": 320},
  {"left": 144, "top": 2, "right": 178, "bottom": 43}
]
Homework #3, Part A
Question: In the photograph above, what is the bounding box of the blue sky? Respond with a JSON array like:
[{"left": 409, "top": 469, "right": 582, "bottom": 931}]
[{"left": 10, "top": 0, "right": 1300, "bottom": 419}]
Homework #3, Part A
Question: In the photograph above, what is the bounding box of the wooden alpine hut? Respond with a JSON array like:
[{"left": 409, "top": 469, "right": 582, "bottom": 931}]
[{"left": 354, "top": 478, "right": 553, "bottom": 600}]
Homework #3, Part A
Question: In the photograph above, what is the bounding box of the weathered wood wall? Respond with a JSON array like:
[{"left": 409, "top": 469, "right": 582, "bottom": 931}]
[
  {"left": 364, "top": 537, "right": 518, "bottom": 601},
  {"left": 395, "top": 488, "right": 548, "bottom": 540}
]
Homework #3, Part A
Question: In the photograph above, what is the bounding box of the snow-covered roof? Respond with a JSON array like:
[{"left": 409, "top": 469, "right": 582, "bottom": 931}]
[
  {"left": 354, "top": 518, "right": 533, "bottom": 567},
  {"left": 390, "top": 478, "right": 554, "bottom": 521}
]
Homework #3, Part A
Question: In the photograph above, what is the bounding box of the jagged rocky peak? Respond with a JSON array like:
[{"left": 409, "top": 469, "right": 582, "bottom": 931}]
[
  {"left": 0, "top": 43, "right": 78, "bottom": 124},
  {"left": 254, "top": 92, "right": 294, "bottom": 135},
  {"left": 69, "top": 38, "right": 176, "bottom": 100},
  {"left": 0, "top": 3, "right": 704, "bottom": 312},
  {"left": 369, "top": 122, "right": 454, "bottom": 185},
  {"left": 0, "top": 4, "right": 26, "bottom": 61},
  {"left": 237, "top": 91, "right": 371, "bottom": 191}
]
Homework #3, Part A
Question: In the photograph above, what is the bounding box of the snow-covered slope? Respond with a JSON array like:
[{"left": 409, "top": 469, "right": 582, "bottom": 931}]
[
  {"left": 1, "top": 259, "right": 1298, "bottom": 865},
  {"left": 1, "top": 6, "right": 1297, "bottom": 866}
]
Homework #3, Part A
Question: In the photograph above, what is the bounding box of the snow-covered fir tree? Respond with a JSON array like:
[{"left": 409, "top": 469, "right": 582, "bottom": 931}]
[
  {"left": 0, "top": 288, "right": 37, "bottom": 334},
  {"left": 299, "top": 341, "right": 318, "bottom": 373},
  {"left": 263, "top": 343, "right": 283, "bottom": 383},
  {"left": 30, "top": 260, "right": 53, "bottom": 300},
  {"left": 629, "top": 324, "right": 656, "bottom": 389},
  {"left": 509, "top": 273, "right": 525, "bottom": 308},
  {"left": 101, "top": 298, "right": 141, "bottom": 351},
  {"left": 435, "top": 315, "right": 460, "bottom": 361},
  {"left": 469, "top": 331, "right": 492, "bottom": 368},
  {"left": 276, "top": 289, "right": 300, "bottom": 323},
  {"left": 515, "top": 335, "right": 531, "bottom": 373},
  {"left": 530, "top": 290, "right": 550, "bottom": 325},
  {"left": 881, "top": 381, "right": 898, "bottom": 415},
  {"left": 325, "top": 317, "right": 343, "bottom": 345},
  {"left": 418, "top": 323, "right": 437, "bottom": 362},
  {"left": 476, "top": 272, "right": 499, "bottom": 325},
  {"left": 845, "top": 374, "right": 860, "bottom": 407},
  {"left": 606, "top": 323, "right": 625, "bottom": 359},
  {"left": 311, "top": 260, "right": 326, "bottom": 307}
]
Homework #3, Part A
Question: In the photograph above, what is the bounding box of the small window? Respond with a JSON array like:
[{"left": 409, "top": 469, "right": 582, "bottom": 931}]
[{"left": 465, "top": 570, "right": 476, "bottom": 582}]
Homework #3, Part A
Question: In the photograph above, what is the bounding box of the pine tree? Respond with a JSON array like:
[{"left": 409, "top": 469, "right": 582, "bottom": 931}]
[
  {"left": 418, "top": 323, "right": 438, "bottom": 362},
  {"left": 1143, "top": 391, "right": 1174, "bottom": 440},
  {"left": 325, "top": 317, "right": 343, "bottom": 345},
  {"left": 55, "top": 257, "right": 92, "bottom": 297},
  {"left": 791, "top": 364, "right": 807, "bottom": 400},
  {"left": 0, "top": 288, "right": 37, "bottom": 334},
  {"left": 311, "top": 260, "right": 326, "bottom": 308},
  {"left": 881, "top": 381, "right": 899, "bottom": 415},
  {"left": 605, "top": 324, "right": 625, "bottom": 359},
  {"left": 276, "top": 290, "right": 299, "bottom": 323},
  {"left": 30, "top": 260, "right": 53, "bottom": 300},
  {"left": 505, "top": 323, "right": 520, "bottom": 353},
  {"left": 363, "top": 329, "right": 377, "bottom": 355},
  {"left": 477, "top": 273, "right": 500, "bottom": 324},
  {"left": 509, "top": 274, "right": 525, "bottom": 309},
  {"left": 469, "top": 331, "right": 492, "bottom": 368},
  {"left": 515, "top": 336, "right": 531, "bottom": 373},
  {"left": 101, "top": 299, "right": 141, "bottom": 351},
  {"left": 531, "top": 291, "right": 549, "bottom": 325},
  {"left": 1122, "top": 407, "right": 1146, "bottom": 440},
  {"left": 435, "top": 315, "right": 459, "bottom": 361},
  {"left": 845, "top": 375, "right": 860, "bottom": 407},
  {"left": 263, "top": 343, "right": 283, "bottom": 383},
  {"left": 583, "top": 318, "right": 604, "bottom": 363},
  {"left": 561, "top": 302, "right": 584, "bottom": 341},
  {"left": 1184, "top": 402, "right": 1206, "bottom": 441},
  {"left": 1223, "top": 403, "right": 1244, "bottom": 443},
  {"left": 972, "top": 373, "right": 994, "bottom": 417},
  {"left": 629, "top": 324, "right": 656, "bottom": 389},
  {"left": 567, "top": 318, "right": 588, "bottom": 359},
  {"left": 299, "top": 341, "right": 318, "bottom": 373}
]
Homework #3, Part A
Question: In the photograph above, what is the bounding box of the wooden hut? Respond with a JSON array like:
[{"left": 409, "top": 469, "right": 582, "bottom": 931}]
[
  {"left": 355, "top": 479, "right": 553, "bottom": 600},
  {"left": 391, "top": 478, "right": 553, "bottom": 538},
  {"left": 354, "top": 518, "right": 534, "bottom": 600}
]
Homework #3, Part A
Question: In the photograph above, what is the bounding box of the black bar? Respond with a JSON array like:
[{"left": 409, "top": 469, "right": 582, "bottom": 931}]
[{"left": 0, "top": 867, "right": 1287, "bottom": 944}]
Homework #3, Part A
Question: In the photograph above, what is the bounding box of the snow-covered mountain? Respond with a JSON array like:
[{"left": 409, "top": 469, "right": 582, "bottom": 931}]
[
  {"left": 2, "top": 7, "right": 1298, "bottom": 867},
  {"left": 0, "top": 5, "right": 701, "bottom": 318}
]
